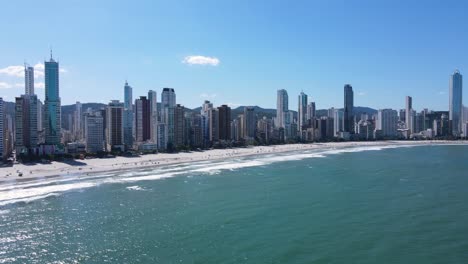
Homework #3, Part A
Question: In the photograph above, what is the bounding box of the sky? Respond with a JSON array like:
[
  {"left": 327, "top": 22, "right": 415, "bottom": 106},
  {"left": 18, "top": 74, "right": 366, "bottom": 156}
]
[{"left": 0, "top": 0, "right": 467, "bottom": 111}]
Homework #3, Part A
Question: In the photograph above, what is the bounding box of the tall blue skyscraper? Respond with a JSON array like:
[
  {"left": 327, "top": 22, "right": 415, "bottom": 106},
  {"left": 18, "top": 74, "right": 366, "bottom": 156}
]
[
  {"left": 123, "top": 81, "right": 134, "bottom": 149},
  {"left": 343, "top": 84, "right": 354, "bottom": 133},
  {"left": 298, "top": 91, "right": 308, "bottom": 130},
  {"left": 44, "top": 52, "right": 61, "bottom": 145},
  {"left": 449, "top": 70, "right": 463, "bottom": 136}
]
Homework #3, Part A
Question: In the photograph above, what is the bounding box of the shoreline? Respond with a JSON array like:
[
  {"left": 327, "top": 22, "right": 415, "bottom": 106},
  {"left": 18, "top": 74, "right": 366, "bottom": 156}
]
[{"left": 1, "top": 140, "right": 468, "bottom": 184}]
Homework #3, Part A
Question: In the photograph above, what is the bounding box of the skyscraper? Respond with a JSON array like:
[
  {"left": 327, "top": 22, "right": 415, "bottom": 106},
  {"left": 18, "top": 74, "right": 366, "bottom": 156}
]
[
  {"left": 405, "top": 96, "right": 413, "bottom": 134},
  {"left": 84, "top": 112, "right": 104, "bottom": 153},
  {"left": 135, "top": 96, "right": 151, "bottom": 142},
  {"left": 74, "top": 101, "right": 82, "bottom": 140},
  {"left": 218, "top": 105, "right": 231, "bottom": 141},
  {"left": 243, "top": 107, "right": 256, "bottom": 140},
  {"left": 106, "top": 100, "right": 124, "bottom": 152},
  {"left": 15, "top": 95, "right": 38, "bottom": 156},
  {"left": 208, "top": 107, "right": 219, "bottom": 143},
  {"left": 449, "top": 70, "right": 463, "bottom": 136},
  {"left": 148, "top": 90, "right": 158, "bottom": 142},
  {"left": 377, "top": 109, "right": 398, "bottom": 137},
  {"left": 333, "top": 109, "right": 344, "bottom": 136},
  {"left": 343, "top": 84, "right": 354, "bottom": 133},
  {"left": 174, "top": 104, "right": 186, "bottom": 147},
  {"left": 24, "top": 65, "right": 34, "bottom": 95},
  {"left": 298, "top": 92, "right": 308, "bottom": 130},
  {"left": 123, "top": 81, "right": 134, "bottom": 149},
  {"left": 276, "top": 89, "right": 288, "bottom": 128},
  {"left": 307, "top": 102, "right": 316, "bottom": 122},
  {"left": 201, "top": 100, "right": 213, "bottom": 146},
  {"left": 44, "top": 53, "right": 61, "bottom": 145},
  {"left": 161, "top": 88, "right": 176, "bottom": 148}
]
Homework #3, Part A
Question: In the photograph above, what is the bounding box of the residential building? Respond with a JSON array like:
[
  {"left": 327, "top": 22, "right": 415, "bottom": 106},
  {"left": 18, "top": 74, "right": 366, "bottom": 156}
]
[
  {"left": 218, "top": 105, "right": 231, "bottom": 141},
  {"left": 344, "top": 84, "right": 354, "bottom": 133},
  {"left": 123, "top": 81, "right": 134, "bottom": 149},
  {"left": 106, "top": 100, "right": 124, "bottom": 152},
  {"left": 276, "top": 89, "right": 288, "bottom": 128},
  {"left": 85, "top": 112, "right": 104, "bottom": 153},
  {"left": 25, "top": 65, "right": 34, "bottom": 95}
]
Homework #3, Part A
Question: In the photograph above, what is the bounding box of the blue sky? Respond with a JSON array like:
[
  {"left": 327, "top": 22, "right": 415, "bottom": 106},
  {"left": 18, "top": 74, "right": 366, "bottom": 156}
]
[{"left": 0, "top": 0, "right": 467, "bottom": 111}]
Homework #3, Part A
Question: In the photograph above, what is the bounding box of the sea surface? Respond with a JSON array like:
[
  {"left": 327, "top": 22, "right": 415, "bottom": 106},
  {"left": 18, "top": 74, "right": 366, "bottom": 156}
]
[{"left": 1, "top": 144, "right": 468, "bottom": 263}]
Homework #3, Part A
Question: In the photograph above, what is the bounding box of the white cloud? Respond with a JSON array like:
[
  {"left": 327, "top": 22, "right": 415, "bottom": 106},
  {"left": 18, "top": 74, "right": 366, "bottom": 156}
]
[
  {"left": 357, "top": 91, "right": 366, "bottom": 96},
  {"left": 199, "top": 93, "right": 217, "bottom": 99},
  {"left": 0, "top": 82, "right": 12, "bottom": 89},
  {"left": 183, "top": 55, "right": 220, "bottom": 66},
  {"left": 438, "top": 91, "right": 446, "bottom": 95},
  {"left": 0, "top": 66, "right": 24, "bottom": 77},
  {"left": 0, "top": 63, "right": 67, "bottom": 79}
]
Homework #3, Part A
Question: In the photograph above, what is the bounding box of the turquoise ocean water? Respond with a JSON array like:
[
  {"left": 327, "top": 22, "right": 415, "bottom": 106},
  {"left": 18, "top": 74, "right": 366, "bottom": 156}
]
[{"left": 1, "top": 144, "right": 468, "bottom": 263}]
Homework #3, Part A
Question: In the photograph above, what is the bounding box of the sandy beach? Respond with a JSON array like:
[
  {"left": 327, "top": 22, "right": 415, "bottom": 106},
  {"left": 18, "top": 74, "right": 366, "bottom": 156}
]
[{"left": 1, "top": 140, "right": 467, "bottom": 183}]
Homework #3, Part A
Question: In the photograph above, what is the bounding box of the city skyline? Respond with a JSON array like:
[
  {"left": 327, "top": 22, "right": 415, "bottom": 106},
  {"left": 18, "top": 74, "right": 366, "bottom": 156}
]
[{"left": 1, "top": 1, "right": 468, "bottom": 111}]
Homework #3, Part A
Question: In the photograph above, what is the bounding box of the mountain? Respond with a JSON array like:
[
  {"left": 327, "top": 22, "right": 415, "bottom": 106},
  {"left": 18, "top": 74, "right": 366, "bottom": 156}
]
[
  {"left": 191, "top": 105, "right": 294, "bottom": 120},
  {"left": 192, "top": 105, "right": 376, "bottom": 120},
  {"left": 1, "top": 100, "right": 378, "bottom": 126},
  {"left": 316, "top": 106, "right": 378, "bottom": 117},
  {"left": 61, "top": 103, "right": 107, "bottom": 129}
]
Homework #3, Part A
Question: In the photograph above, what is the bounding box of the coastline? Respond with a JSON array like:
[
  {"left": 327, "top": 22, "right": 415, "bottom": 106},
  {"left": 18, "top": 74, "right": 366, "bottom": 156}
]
[{"left": 1, "top": 140, "right": 467, "bottom": 184}]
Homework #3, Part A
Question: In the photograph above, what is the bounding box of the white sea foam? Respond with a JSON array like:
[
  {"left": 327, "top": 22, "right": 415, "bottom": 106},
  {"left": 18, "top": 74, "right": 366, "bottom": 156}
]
[
  {"left": 191, "top": 160, "right": 266, "bottom": 173},
  {"left": 0, "top": 182, "right": 96, "bottom": 206},
  {"left": 126, "top": 186, "right": 145, "bottom": 191}
]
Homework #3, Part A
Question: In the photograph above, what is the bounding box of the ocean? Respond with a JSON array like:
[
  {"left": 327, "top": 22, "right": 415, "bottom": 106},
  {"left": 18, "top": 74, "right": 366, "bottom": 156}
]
[{"left": 1, "top": 144, "right": 468, "bottom": 263}]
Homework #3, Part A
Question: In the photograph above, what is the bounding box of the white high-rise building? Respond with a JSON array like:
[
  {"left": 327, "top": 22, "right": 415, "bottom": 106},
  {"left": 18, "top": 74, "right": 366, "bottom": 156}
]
[
  {"left": 85, "top": 112, "right": 104, "bottom": 153},
  {"left": 123, "top": 81, "right": 134, "bottom": 149},
  {"left": 377, "top": 109, "right": 398, "bottom": 137},
  {"left": 15, "top": 95, "right": 38, "bottom": 156},
  {"left": 298, "top": 92, "right": 308, "bottom": 130},
  {"left": 276, "top": 89, "right": 288, "bottom": 128},
  {"left": 449, "top": 70, "right": 463, "bottom": 136},
  {"left": 307, "top": 102, "right": 316, "bottom": 121},
  {"left": 333, "top": 109, "right": 344, "bottom": 136},
  {"left": 25, "top": 65, "right": 34, "bottom": 95},
  {"left": 148, "top": 90, "right": 158, "bottom": 143},
  {"left": 201, "top": 100, "right": 213, "bottom": 146}
]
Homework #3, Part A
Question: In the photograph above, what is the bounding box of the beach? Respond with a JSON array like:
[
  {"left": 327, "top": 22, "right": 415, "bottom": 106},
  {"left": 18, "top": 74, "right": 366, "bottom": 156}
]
[{"left": 1, "top": 140, "right": 467, "bottom": 183}]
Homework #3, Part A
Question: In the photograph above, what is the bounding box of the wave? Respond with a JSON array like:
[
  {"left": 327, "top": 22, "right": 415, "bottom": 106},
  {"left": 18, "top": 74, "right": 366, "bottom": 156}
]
[{"left": 0, "top": 143, "right": 418, "bottom": 207}]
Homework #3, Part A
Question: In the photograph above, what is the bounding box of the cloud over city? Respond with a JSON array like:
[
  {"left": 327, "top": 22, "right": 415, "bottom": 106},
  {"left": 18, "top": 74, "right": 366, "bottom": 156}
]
[{"left": 182, "top": 55, "right": 220, "bottom": 66}]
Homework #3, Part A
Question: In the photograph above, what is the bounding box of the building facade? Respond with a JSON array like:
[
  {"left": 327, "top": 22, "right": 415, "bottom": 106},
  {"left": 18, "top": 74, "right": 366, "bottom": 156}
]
[
  {"left": 276, "top": 89, "right": 288, "bottom": 128},
  {"left": 449, "top": 70, "right": 463, "bottom": 136},
  {"left": 106, "top": 101, "right": 124, "bottom": 152},
  {"left": 44, "top": 55, "right": 61, "bottom": 145},
  {"left": 298, "top": 92, "right": 308, "bottom": 131},
  {"left": 343, "top": 84, "right": 354, "bottom": 133},
  {"left": 85, "top": 113, "right": 104, "bottom": 153},
  {"left": 123, "top": 81, "right": 134, "bottom": 149},
  {"left": 25, "top": 65, "right": 34, "bottom": 95}
]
